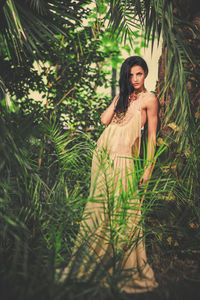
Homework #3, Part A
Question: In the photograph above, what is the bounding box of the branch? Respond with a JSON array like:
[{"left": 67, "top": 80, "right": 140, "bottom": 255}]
[{"left": 54, "top": 86, "right": 75, "bottom": 108}]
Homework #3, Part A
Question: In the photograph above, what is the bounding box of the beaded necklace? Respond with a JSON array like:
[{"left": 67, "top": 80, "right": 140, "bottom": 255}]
[
  {"left": 128, "top": 88, "right": 146, "bottom": 103},
  {"left": 113, "top": 89, "right": 146, "bottom": 123}
]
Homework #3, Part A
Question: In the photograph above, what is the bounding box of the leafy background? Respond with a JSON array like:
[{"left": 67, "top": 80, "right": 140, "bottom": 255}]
[{"left": 0, "top": 0, "right": 200, "bottom": 299}]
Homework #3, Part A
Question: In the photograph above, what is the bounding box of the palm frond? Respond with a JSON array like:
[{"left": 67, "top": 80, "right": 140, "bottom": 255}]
[
  {"left": 0, "top": 0, "right": 89, "bottom": 62},
  {"left": 106, "top": 0, "right": 141, "bottom": 47}
]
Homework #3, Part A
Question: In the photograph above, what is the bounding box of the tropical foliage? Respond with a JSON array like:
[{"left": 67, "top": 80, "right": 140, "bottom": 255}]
[
  {"left": 0, "top": 0, "right": 91, "bottom": 63},
  {"left": 0, "top": 0, "right": 200, "bottom": 300}
]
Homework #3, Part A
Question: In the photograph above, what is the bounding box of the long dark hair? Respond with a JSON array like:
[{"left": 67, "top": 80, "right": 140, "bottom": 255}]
[{"left": 115, "top": 56, "right": 148, "bottom": 115}]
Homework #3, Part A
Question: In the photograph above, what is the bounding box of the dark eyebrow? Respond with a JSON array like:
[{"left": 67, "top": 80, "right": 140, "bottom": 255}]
[{"left": 129, "top": 71, "right": 143, "bottom": 75}]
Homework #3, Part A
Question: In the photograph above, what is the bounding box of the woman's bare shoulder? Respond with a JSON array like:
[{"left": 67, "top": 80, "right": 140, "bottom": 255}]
[
  {"left": 143, "top": 91, "right": 158, "bottom": 108},
  {"left": 144, "top": 91, "right": 157, "bottom": 99}
]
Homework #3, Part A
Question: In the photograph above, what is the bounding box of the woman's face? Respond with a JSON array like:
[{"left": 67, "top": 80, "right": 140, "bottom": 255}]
[{"left": 129, "top": 65, "right": 146, "bottom": 92}]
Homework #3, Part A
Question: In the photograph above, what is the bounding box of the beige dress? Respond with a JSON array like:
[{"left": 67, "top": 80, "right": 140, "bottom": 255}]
[{"left": 68, "top": 91, "right": 158, "bottom": 293}]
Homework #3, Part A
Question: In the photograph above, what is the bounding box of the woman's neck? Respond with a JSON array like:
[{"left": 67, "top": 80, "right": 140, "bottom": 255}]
[{"left": 129, "top": 87, "right": 146, "bottom": 101}]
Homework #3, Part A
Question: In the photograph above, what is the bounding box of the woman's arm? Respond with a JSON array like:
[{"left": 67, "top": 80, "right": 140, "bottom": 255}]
[
  {"left": 101, "top": 95, "right": 119, "bottom": 125},
  {"left": 142, "top": 93, "right": 158, "bottom": 183}
]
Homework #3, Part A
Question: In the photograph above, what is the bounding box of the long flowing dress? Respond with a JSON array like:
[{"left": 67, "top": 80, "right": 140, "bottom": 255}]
[{"left": 67, "top": 91, "right": 158, "bottom": 293}]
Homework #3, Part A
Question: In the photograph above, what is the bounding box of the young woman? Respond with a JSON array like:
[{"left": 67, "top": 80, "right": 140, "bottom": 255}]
[{"left": 63, "top": 56, "right": 158, "bottom": 293}]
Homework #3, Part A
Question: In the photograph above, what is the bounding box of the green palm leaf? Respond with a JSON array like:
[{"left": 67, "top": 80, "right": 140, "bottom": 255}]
[{"left": 0, "top": 0, "right": 89, "bottom": 62}]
